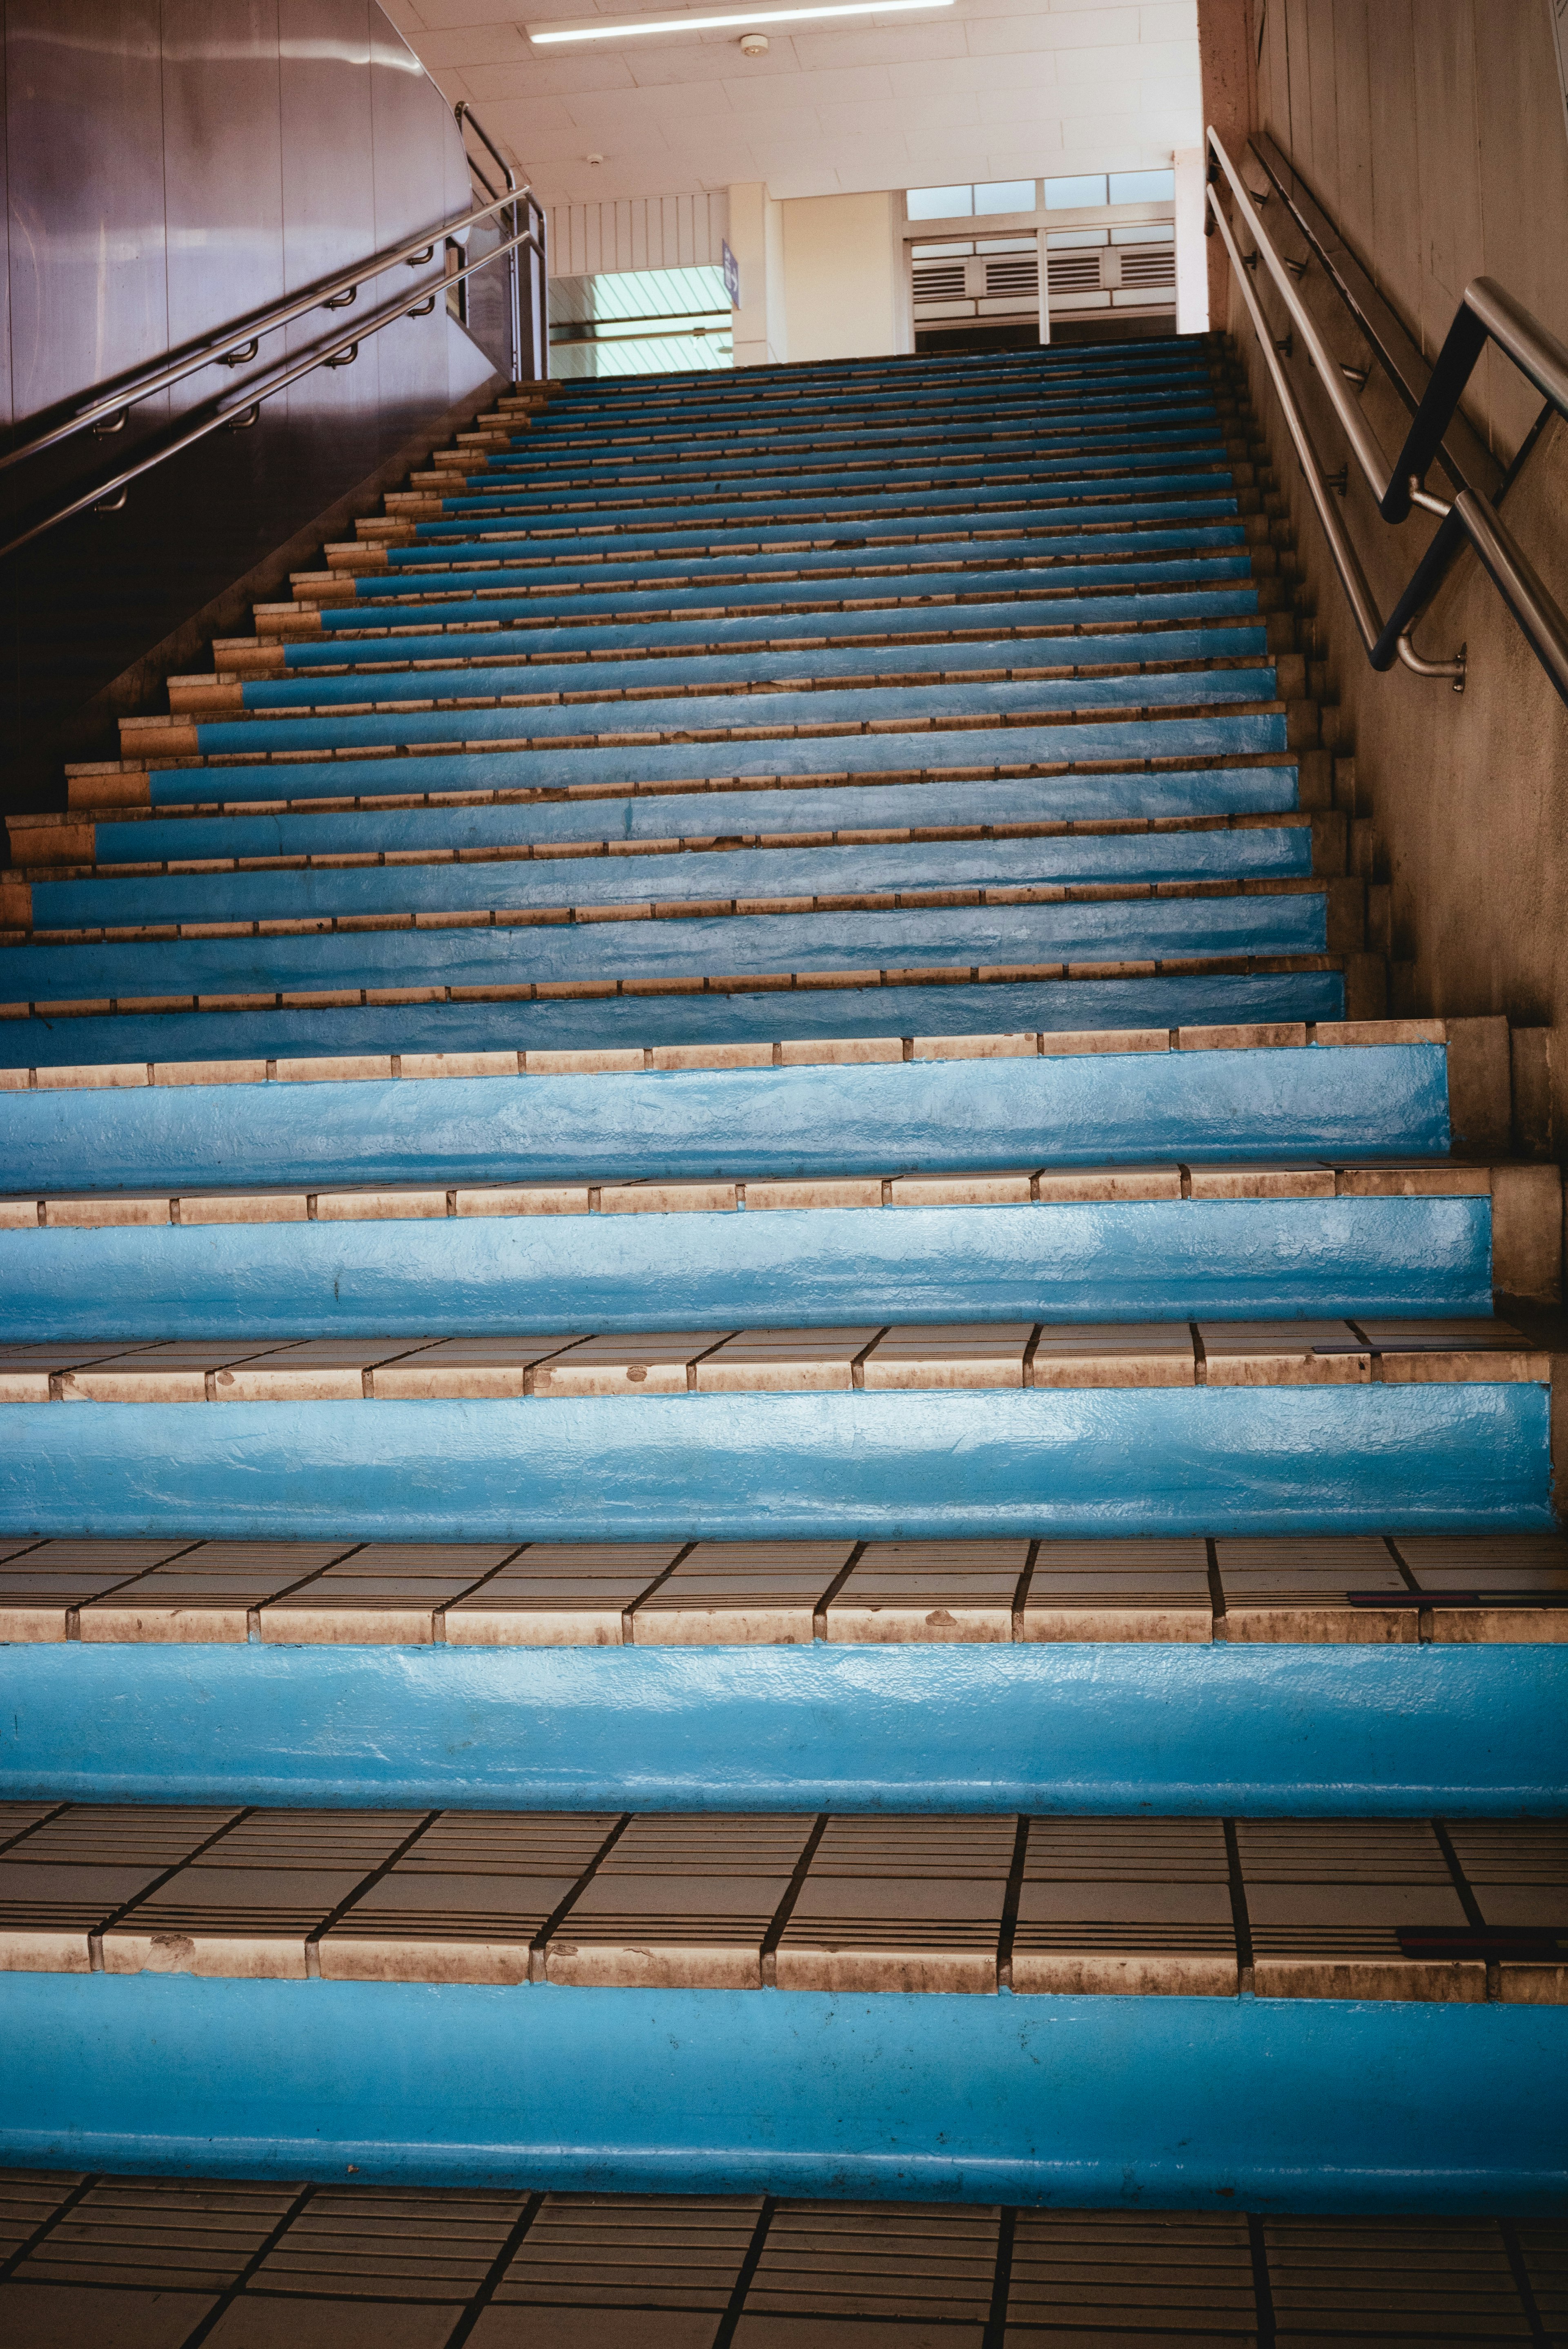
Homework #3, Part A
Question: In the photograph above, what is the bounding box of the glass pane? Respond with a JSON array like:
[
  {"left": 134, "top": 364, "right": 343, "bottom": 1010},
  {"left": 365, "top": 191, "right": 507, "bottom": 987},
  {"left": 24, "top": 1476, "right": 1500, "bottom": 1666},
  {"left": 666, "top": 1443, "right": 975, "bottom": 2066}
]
[
  {"left": 1044, "top": 174, "right": 1108, "bottom": 211},
  {"left": 906, "top": 183, "right": 973, "bottom": 219},
  {"left": 910, "top": 241, "right": 976, "bottom": 257},
  {"left": 1108, "top": 168, "right": 1176, "bottom": 204},
  {"left": 973, "top": 178, "right": 1035, "bottom": 214},
  {"left": 1110, "top": 223, "right": 1174, "bottom": 246}
]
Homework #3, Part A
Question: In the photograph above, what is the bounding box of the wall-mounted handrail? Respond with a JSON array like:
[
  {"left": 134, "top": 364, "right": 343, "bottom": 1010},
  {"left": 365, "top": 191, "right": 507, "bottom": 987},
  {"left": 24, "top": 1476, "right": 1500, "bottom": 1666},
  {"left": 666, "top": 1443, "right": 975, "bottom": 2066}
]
[
  {"left": 1381, "top": 278, "right": 1568, "bottom": 523},
  {"left": 1207, "top": 125, "right": 1568, "bottom": 712},
  {"left": 0, "top": 209, "right": 542, "bottom": 565},
  {"left": 0, "top": 103, "right": 545, "bottom": 566},
  {"left": 455, "top": 99, "right": 537, "bottom": 387}
]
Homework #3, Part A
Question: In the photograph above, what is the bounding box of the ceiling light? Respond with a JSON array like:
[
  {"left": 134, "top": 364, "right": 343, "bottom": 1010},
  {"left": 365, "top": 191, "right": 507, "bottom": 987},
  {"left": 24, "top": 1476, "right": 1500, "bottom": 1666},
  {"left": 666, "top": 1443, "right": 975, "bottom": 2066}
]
[{"left": 529, "top": 1, "right": 955, "bottom": 46}]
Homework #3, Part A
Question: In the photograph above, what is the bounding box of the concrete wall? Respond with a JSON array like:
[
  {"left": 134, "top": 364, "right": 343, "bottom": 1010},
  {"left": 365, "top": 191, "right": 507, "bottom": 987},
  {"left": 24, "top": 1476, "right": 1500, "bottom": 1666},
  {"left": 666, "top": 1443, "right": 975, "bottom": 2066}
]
[
  {"left": 728, "top": 184, "right": 904, "bottom": 368},
  {"left": 1207, "top": 0, "right": 1568, "bottom": 1157},
  {"left": 727, "top": 180, "right": 788, "bottom": 367},
  {"left": 782, "top": 191, "right": 901, "bottom": 365}
]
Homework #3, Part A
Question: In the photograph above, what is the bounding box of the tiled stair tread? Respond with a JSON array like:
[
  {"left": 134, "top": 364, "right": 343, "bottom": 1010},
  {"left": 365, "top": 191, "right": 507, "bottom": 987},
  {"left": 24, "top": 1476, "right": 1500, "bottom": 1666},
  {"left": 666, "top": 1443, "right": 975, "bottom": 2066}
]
[
  {"left": 2, "top": 2184, "right": 1556, "bottom": 2345},
  {"left": 0, "top": 1805, "right": 1561, "bottom": 1995},
  {"left": 156, "top": 637, "right": 1281, "bottom": 722},
  {"left": 0, "top": 1156, "right": 1517, "bottom": 1228},
  {"left": 2, "top": 1531, "right": 1563, "bottom": 1648},
  {"left": 0, "top": 1014, "right": 1439, "bottom": 1092},
  {"left": 7, "top": 867, "right": 1339, "bottom": 950},
  {"left": 0, "top": 1319, "right": 1544, "bottom": 1406}
]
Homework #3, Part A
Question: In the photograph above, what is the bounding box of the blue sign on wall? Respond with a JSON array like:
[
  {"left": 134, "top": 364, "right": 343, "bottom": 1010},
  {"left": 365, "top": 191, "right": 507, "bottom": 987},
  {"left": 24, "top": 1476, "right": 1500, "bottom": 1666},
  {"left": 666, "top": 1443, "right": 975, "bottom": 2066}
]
[{"left": 722, "top": 238, "right": 740, "bottom": 305}]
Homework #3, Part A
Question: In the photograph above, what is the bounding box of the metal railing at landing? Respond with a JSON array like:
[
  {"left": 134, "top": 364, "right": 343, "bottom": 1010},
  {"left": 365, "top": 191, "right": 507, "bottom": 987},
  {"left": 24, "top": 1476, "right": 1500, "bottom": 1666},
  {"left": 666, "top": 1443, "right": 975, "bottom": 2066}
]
[
  {"left": 0, "top": 103, "right": 547, "bottom": 564},
  {"left": 1206, "top": 126, "right": 1568, "bottom": 711}
]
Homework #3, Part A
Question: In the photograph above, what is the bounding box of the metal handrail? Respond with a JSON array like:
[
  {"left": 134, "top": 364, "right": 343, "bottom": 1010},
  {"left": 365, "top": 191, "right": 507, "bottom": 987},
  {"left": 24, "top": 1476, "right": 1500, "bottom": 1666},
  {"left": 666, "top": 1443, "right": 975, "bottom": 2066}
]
[
  {"left": 455, "top": 99, "right": 532, "bottom": 387},
  {"left": 0, "top": 210, "right": 542, "bottom": 565},
  {"left": 1206, "top": 125, "right": 1568, "bottom": 710},
  {"left": 0, "top": 103, "right": 546, "bottom": 565},
  {"left": 1, "top": 187, "right": 518, "bottom": 480}
]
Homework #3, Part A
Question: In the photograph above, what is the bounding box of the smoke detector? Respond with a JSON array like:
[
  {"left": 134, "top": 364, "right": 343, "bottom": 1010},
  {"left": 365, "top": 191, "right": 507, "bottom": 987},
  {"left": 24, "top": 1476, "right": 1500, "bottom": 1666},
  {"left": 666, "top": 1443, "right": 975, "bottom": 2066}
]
[
  {"left": 739, "top": 32, "right": 768, "bottom": 53},
  {"left": 586, "top": 151, "right": 604, "bottom": 164}
]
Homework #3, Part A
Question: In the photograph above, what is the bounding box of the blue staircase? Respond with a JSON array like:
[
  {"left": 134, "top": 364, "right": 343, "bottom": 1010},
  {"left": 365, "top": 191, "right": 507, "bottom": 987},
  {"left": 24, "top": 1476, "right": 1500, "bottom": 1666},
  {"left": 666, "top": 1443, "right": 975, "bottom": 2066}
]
[{"left": 0, "top": 336, "right": 1564, "bottom": 2260}]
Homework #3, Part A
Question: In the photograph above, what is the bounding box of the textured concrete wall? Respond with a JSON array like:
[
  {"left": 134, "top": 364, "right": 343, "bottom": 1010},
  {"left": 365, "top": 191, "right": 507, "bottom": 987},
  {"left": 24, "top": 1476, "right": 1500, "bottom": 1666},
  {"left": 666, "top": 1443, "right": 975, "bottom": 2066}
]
[
  {"left": 782, "top": 191, "right": 901, "bottom": 365},
  {"left": 1207, "top": 0, "right": 1568, "bottom": 1158}
]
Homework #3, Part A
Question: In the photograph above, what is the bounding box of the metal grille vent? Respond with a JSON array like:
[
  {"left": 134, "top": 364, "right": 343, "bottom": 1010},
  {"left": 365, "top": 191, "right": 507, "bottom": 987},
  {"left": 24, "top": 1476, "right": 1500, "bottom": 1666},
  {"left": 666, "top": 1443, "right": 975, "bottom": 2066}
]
[
  {"left": 911, "top": 262, "right": 967, "bottom": 300},
  {"left": 983, "top": 255, "right": 1038, "bottom": 298},
  {"left": 1119, "top": 245, "right": 1177, "bottom": 288},
  {"left": 1047, "top": 251, "right": 1101, "bottom": 293}
]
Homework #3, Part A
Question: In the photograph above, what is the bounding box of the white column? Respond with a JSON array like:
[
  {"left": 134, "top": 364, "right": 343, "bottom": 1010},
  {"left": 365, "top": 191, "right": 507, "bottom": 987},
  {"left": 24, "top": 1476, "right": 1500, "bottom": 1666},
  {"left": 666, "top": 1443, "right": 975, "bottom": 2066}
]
[
  {"left": 1174, "top": 145, "right": 1210, "bottom": 336},
  {"left": 726, "top": 181, "right": 787, "bottom": 367},
  {"left": 1036, "top": 225, "right": 1051, "bottom": 345}
]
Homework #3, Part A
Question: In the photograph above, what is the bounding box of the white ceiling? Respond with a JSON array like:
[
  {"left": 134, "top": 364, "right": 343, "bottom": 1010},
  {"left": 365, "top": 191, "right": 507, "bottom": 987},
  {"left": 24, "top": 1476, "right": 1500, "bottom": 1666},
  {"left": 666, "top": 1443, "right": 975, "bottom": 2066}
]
[{"left": 381, "top": 0, "right": 1202, "bottom": 209}]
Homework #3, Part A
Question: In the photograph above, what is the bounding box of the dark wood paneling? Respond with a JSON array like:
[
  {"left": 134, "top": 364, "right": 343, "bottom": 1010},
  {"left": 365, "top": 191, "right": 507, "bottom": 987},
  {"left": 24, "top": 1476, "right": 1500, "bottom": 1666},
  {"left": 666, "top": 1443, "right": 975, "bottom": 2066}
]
[{"left": 0, "top": 0, "right": 498, "bottom": 816}]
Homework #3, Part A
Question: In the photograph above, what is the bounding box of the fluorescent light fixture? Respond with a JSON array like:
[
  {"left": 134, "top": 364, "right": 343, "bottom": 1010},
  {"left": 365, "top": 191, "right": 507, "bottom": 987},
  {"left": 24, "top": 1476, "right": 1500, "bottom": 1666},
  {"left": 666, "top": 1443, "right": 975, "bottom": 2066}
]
[{"left": 530, "top": 1, "right": 953, "bottom": 45}]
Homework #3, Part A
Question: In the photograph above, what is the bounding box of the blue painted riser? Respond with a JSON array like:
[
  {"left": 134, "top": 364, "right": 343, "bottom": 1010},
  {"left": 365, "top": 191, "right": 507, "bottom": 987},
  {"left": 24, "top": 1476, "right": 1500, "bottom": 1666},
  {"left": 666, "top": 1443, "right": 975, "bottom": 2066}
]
[
  {"left": 36, "top": 831, "right": 1312, "bottom": 932},
  {"left": 292, "top": 588, "right": 1265, "bottom": 663},
  {"left": 5, "top": 1645, "right": 1564, "bottom": 1815},
  {"left": 2, "top": 1387, "right": 1550, "bottom": 1541},
  {"left": 2, "top": 1975, "right": 1563, "bottom": 2211},
  {"left": 0, "top": 974, "right": 1350, "bottom": 1072},
  {"left": 1, "top": 1047, "right": 1450, "bottom": 1192},
  {"left": 186, "top": 669, "right": 1272, "bottom": 763},
  {"left": 424, "top": 448, "right": 1228, "bottom": 510},
  {"left": 143, "top": 714, "right": 1289, "bottom": 812},
  {"left": 405, "top": 501, "right": 1238, "bottom": 556},
  {"left": 232, "top": 626, "right": 1267, "bottom": 710},
  {"left": 317, "top": 556, "right": 1257, "bottom": 633},
  {"left": 2, "top": 1199, "right": 1492, "bottom": 1342},
  {"left": 89, "top": 768, "right": 1302, "bottom": 867},
  {"left": 0, "top": 896, "right": 1330, "bottom": 1004}
]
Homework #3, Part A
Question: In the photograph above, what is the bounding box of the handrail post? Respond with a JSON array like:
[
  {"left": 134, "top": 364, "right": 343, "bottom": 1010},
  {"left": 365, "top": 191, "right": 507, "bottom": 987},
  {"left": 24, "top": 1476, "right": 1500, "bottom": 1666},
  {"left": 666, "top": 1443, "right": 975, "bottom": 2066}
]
[{"left": 456, "top": 99, "right": 526, "bottom": 385}]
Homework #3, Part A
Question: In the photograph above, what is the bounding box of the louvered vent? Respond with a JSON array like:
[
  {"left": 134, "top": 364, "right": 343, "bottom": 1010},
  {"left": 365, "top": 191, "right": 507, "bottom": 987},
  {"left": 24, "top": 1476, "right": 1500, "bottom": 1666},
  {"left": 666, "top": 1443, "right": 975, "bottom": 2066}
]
[
  {"left": 983, "top": 254, "right": 1038, "bottom": 299},
  {"left": 911, "top": 262, "right": 967, "bottom": 301},
  {"left": 1119, "top": 244, "right": 1177, "bottom": 288},
  {"left": 1047, "top": 251, "right": 1101, "bottom": 294}
]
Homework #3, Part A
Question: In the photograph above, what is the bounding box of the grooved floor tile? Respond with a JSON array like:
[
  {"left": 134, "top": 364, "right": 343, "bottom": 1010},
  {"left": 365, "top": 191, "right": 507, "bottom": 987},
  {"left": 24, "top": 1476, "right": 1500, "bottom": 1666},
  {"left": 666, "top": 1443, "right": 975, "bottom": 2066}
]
[
  {"left": 775, "top": 1814, "right": 1016, "bottom": 1992},
  {"left": 860, "top": 1323, "right": 1033, "bottom": 1393},
  {"left": 1237, "top": 1821, "right": 1479, "bottom": 2001},
  {"left": 79, "top": 1542, "right": 359, "bottom": 1642},
  {"left": 1028, "top": 1324, "right": 1195, "bottom": 1387},
  {"left": 1004, "top": 2209, "right": 1258, "bottom": 2340},
  {"left": 1513, "top": 2224, "right": 1568, "bottom": 2344},
  {"left": 0, "top": 1536, "right": 203, "bottom": 1640},
  {"left": 259, "top": 1543, "right": 519, "bottom": 1643},
  {"left": 371, "top": 1335, "right": 585, "bottom": 1399},
  {"left": 1262, "top": 2216, "right": 1531, "bottom": 2342},
  {"left": 0, "top": 1805, "right": 241, "bottom": 1971},
  {"left": 824, "top": 1539, "right": 1027, "bottom": 1643},
  {"left": 0, "top": 2166, "right": 83, "bottom": 2262},
  {"left": 1212, "top": 1538, "right": 1414, "bottom": 1644},
  {"left": 443, "top": 1542, "right": 684, "bottom": 1644},
  {"left": 1012, "top": 1816, "right": 1237, "bottom": 1996},
  {"left": 1199, "top": 1321, "right": 1368, "bottom": 1386},
  {"left": 483, "top": 2191, "right": 763, "bottom": 2348},
  {"left": 734, "top": 2200, "right": 999, "bottom": 2342},
  {"left": 1186, "top": 1161, "right": 1336, "bottom": 1199},
  {"left": 1356, "top": 1318, "right": 1548, "bottom": 1384},
  {"left": 0, "top": 2174, "right": 300, "bottom": 2349},
  {"left": 532, "top": 1333, "right": 720, "bottom": 1396},
  {"left": 321, "top": 1812, "right": 620, "bottom": 1983},
  {"left": 1394, "top": 1532, "right": 1568, "bottom": 1643},
  {"left": 1439, "top": 1821, "right": 1568, "bottom": 2003},
  {"left": 632, "top": 1540, "right": 855, "bottom": 1645},
  {"left": 543, "top": 1814, "right": 815, "bottom": 1988},
  {"left": 1020, "top": 1536, "right": 1213, "bottom": 1640},
  {"left": 236, "top": 2183, "right": 527, "bottom": 2302},
  {"left": 102, "top": 1810, "right": 427, "bottom": 1979},
  {"left": 695, "top": 1327, "right": 883, "bottom": 1394}
]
